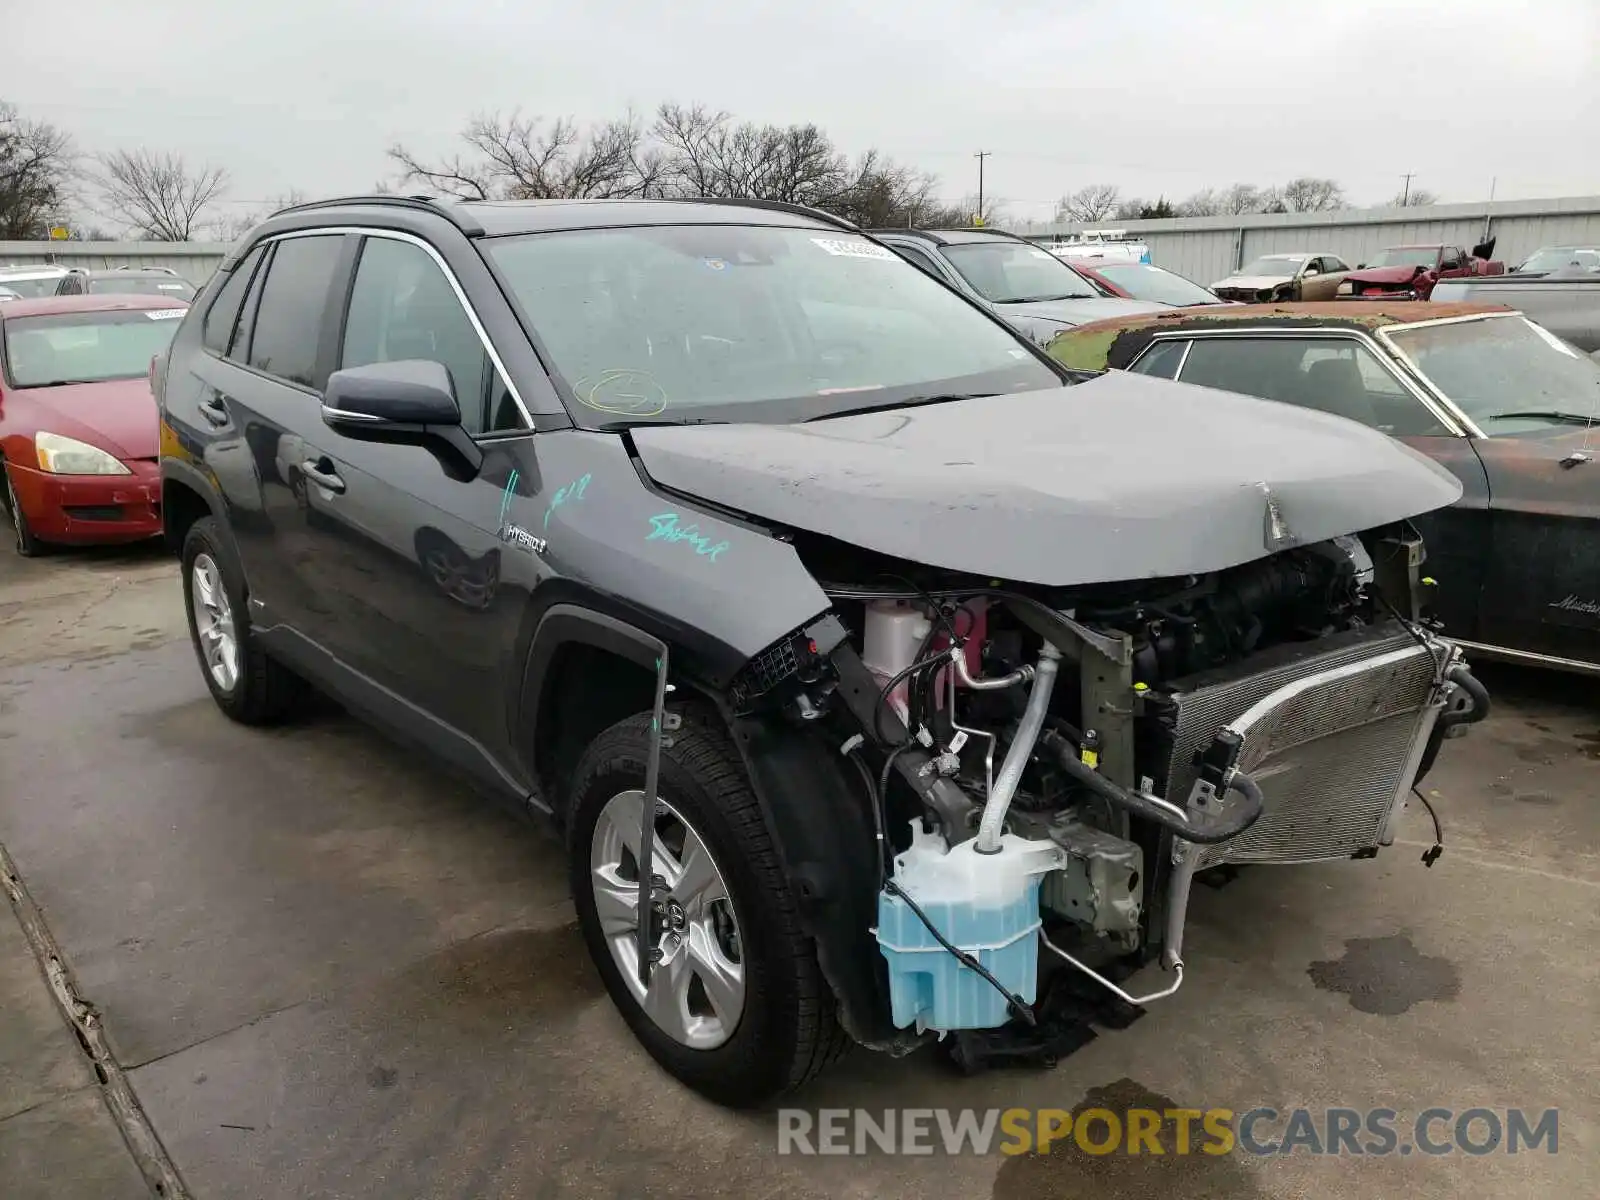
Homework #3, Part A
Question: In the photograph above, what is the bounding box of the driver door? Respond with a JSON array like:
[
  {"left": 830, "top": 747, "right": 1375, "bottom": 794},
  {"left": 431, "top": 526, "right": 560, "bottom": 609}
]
[{"left": 1470, "top": 429, "right": 1600, "bottom": 665}]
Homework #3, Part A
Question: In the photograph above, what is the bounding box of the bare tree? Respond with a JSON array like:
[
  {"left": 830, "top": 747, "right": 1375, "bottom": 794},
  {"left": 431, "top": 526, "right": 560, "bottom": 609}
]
[
  {"left": 1280, "top": 177, "right": 1345, "bottom": 212},
  {"left": 1056, "top": 183, "right": 1121, "bottom": 223},
  {"left": 1389, "top": 188, "right": 1438, "bottom": 207},
  {"left": 0, "top": 102, "right": 75, "bottom": 238},
  {"left": 94, "top": 149, "right": 228, "bottom": 240},
  {"left": 391, "top": 109, "right": 663, "bottom": 200},
  {"left": 1177, "top": 188, "right": 1222, "bottom": 217}
]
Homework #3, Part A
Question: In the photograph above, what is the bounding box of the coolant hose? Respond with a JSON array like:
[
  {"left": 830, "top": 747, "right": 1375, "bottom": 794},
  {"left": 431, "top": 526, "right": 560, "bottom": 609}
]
[
  {"left": 1039, "top": 730, "right": 1264, "bottom": 844},
  {"left": 1416, "top": 662, "right": 1490, "bottom": 784},
  {"left": 974, "top": 644, "right": 1061, "bottom": 853}
]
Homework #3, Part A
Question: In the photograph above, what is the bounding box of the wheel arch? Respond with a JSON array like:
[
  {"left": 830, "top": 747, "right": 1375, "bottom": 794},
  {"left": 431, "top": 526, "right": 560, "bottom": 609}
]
[
  {"left": 161, "top": 460, "right": 223, "bottom": 556},
  {"left": 516, "top": 601, "right": 902, "bottom": 1050}
]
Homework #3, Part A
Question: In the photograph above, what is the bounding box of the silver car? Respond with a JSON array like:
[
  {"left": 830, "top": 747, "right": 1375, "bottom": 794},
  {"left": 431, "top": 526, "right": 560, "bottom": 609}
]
[{"left": 871, "top": 228, "right": 1164, "bottom": 345}]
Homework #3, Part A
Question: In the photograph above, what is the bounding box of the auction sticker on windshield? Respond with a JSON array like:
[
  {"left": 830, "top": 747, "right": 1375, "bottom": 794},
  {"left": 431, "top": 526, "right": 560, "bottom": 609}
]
[
  {"left": 144, "top": 309, "right": 188, "bottom": 320},
  {"left": 811, "top": 238, "right": 898, "bottom": 261}
]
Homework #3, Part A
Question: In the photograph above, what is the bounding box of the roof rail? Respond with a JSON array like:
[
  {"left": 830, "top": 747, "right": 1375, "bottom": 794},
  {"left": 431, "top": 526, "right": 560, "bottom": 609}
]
[
  {"left": 266, "top": 193, "right": 485, "bottom": 236},
  {"left": 688, "top": 196, "right": 860, "bottom": 232}
]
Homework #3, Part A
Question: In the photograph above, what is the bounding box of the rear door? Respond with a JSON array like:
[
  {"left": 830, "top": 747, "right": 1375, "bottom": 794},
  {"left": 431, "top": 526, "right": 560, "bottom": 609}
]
[
  {"left": 193, "top": 231, "right": 355, "bottom": 637},
  {"left": 1154, "top": 332, "right": 1493, "bottom": 639}
]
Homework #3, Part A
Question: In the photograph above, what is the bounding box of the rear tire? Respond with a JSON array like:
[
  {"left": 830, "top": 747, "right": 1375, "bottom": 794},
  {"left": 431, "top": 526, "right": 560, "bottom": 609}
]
[
  {"left": 568, "top": 708, "right": 849, "bottom": 1106},
  {"left": 2, "top": 465, "right": 43, "bottom": 558},
  {"left": 180, "top": 516, "right": 304, "bottom": 724}
]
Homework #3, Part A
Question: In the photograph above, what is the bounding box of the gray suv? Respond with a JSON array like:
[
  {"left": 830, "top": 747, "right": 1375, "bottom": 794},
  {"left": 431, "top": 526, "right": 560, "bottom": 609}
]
[{"left": 870, "top": 227, "right": 1164, "bottom": 344}]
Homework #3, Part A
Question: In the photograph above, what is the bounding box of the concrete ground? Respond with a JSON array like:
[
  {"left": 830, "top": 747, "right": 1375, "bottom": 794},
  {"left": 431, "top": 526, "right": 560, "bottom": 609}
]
[{"left": 0, "top": 540, "right": 1595, "bottom": 1199}]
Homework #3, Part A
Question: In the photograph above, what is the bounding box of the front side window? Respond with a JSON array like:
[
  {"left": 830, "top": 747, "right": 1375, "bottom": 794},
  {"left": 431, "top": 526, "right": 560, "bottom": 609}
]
[
  {"left": 939, "top": 241, "right": 1100, "bottom": 303},
  {"left": 3, "top": 308, "right": 185, "bottom": 388},
  {"left": 247, "top": 235, "right": 344, "bottom": 388},
  {"left": 1386, "top": 315, "right": 1600, "bottom": 432},
  {"left": 484, "top": 225, "right": 1059, "bottom": 427},
  {"left": 1177, "top": 336, "right": 1449, "bottom": 436},
  {"left": 341, "top": 237, "right": 525, "bottom": 434}
]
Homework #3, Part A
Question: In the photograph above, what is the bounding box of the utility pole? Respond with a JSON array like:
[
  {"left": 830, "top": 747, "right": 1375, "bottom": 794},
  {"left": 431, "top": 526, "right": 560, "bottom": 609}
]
[
  {"left": 974, "top": 151, "right": 990, "bottom": 225},
  {"left": 1400, "top": 172, "right": 1416, "bottom": 206}
]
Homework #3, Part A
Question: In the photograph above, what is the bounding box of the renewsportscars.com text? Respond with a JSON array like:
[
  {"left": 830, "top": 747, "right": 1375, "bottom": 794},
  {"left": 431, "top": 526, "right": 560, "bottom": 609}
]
[{"left": 776, "top": 1106, "right": 1559, "bottom": 1157}]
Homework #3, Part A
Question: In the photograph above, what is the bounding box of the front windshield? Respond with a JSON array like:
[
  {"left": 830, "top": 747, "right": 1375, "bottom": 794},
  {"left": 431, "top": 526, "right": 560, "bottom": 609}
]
[
  {"left": 1237, "top": 256, "right": 1305, "bottom": 278},
  {"left": 1518, "top": 248, "right": 1600, "bottom": 273},
  {"left": 484, "top": 225, "right": 1061, "bottom": 426},
  {"left": 1093, "top": 263, "right": 1219, "bottom": 306},
  {"left": 1365, "top": 247, "right": 1441, "bottom": 269},
  {"left": 939, "top": 241, "right": 1099, "bottom": 303},
  {"left": 0, "top": 275, "right": 64, "bottom": 298},
  {"left": 3, "top": 307, "right": 185, "bottom": 387},
  {"left": 1387, "top": 315, "right": 1600, "bottom": 432},
  {"left": 89, "top": 275, "right": 197, "bottom": 300}
]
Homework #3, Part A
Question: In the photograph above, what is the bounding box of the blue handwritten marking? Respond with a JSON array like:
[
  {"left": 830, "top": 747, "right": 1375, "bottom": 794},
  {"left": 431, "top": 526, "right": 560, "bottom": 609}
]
[
  {"left": 646, "top": 512, "right": 730, "bottom": 563},
  {"left": 544, "top": 472, "right": 592, "bottom": 530},
  {"left": 498, "top": 468, "right": 520, "bottom": 530}
]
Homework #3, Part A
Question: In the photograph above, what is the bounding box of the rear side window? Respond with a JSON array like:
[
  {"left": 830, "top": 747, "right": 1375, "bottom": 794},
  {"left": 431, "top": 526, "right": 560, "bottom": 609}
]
[
  {"left": 203, "top": 246, "right": 265, "bottom": 354},
  {"left": 247, "top": 235, "right": 344, "bottom": 388},
  {"left": 1128, "top": 339, "right": 1187, "bottom": 379}
]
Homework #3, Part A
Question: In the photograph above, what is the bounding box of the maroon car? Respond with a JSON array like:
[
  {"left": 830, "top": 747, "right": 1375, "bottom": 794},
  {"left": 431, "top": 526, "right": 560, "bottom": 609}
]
[
  {"left": 0, "top": 294, "right": 185, "bottom": 556},
  {"left": 1063, "top": 259, "right": 1229, "bottom": 306},
  {"left": 1338, "top": 241, "right": 1505, "bottom": 301}
]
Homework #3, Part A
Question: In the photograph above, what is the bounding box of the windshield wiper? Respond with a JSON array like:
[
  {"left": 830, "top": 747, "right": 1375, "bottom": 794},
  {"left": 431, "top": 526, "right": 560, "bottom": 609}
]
[
  {"left": 808, "top": 393, "right": 997, "bottom": 421},
  {"left": 1482, "top": 409, "right": 1600, "bottom": 425},
  {"left": 999, "top": 293, "right": 1094, "bottom": 304}
]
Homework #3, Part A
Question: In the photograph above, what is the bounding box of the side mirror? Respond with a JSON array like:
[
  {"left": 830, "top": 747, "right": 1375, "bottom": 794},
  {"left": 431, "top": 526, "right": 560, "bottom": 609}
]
[
  {"left": 1356, "top": 262, "right": 1365, "bottom": 269},
  {"left": 322, "top": 359, "right": 482, "bottom": 475},
  {"left": 1302, "top": 266, "right": 1320, "bottom": 277}
]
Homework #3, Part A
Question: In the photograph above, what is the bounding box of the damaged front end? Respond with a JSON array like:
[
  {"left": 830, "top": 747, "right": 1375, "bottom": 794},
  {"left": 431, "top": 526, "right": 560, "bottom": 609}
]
[{"left": 716, "top": 520, "right": 1487, "bottom": 1068}]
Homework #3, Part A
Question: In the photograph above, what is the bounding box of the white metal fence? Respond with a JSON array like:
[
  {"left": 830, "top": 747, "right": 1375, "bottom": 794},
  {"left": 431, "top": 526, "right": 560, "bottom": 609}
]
[
  {"left": 1022, "top": 195, "right": 1600, "bottom": 286},
  {"left": 0, "top": 241, "right": 229, "bottom": 285}
]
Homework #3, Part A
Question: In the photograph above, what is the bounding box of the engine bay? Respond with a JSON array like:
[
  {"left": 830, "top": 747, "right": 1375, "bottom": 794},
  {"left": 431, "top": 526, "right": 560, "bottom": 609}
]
[{"left": 720, "top": 520, "right": 1474, "bottom": 1048}]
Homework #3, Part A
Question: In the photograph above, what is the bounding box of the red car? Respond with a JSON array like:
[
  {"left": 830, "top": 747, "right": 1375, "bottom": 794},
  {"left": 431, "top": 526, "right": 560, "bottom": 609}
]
[
  {"left": 1337, "top": 241, "right": 1505, "bottom": 301},
  {"left": 1063, "top": 258, "right": 1229, "bottom": 307},
  {"left": 0, "top": 294, "right": 187, "bottom": 556}
]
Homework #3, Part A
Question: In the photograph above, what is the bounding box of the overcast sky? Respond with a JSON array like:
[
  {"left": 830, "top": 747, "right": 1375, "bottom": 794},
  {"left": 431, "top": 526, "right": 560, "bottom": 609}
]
[{"left": 8, "top": 0, "right": 1598, "bottom": 226}]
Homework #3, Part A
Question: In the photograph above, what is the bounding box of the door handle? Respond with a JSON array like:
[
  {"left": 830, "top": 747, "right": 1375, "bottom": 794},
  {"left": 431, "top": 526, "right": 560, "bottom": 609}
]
[
  {"left": 300, "top": 458, "right": 346, "bottom": 493},
  {"left": 199, "top": 393, "right": 229, "bottom": 427}
]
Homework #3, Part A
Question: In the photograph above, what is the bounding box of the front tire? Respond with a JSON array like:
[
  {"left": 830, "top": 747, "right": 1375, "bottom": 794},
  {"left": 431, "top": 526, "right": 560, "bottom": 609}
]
[
  {"left": 2, "top": 465, "right": 43, "bottom": 558},
  {"left": 180, "top": 516, "right": 304, "bottom": 724},
  {"left": 568, "top": 708, "right": 848, "bottom": 1106}
]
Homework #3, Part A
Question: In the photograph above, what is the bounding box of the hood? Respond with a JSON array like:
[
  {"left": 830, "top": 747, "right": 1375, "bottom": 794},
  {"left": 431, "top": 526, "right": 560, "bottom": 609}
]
[
  {"left": 16, "top": 379, "right": 159, "bottom": 459},
  {"left": 1211, "top": 274, "right": 1294, "bottom": 291},
  {"left": 629, "top": 373, "right": 1464, "bottom": 587},
  {"left": 1345, "top": 265, "right": 1428, "bottom": 285}
]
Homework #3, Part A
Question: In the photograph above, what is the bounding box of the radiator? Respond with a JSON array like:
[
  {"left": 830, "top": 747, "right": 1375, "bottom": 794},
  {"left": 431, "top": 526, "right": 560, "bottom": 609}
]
[{"left": 1153, "top": 625, "right": 1449, "bottom": 869}]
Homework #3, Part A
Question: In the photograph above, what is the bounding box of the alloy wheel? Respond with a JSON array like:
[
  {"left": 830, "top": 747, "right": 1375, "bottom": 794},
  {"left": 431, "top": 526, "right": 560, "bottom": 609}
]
[
  {"left": 589, "top": 789, "right": 745, "bottom": 1049},
  {"left": 190, "top": 552, "right": 240, "bottom": 692}
]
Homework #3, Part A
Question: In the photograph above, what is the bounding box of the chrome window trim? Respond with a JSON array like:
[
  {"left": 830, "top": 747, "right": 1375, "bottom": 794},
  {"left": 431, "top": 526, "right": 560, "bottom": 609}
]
[
  {"left": 261, "top": 225, "right": 534, "bottom": 432},
  {"left": 1127, "top": 326, "right": 1469, "bottom": 437}
]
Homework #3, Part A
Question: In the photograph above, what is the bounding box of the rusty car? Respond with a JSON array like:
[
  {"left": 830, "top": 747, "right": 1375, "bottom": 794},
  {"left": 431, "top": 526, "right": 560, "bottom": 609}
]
[
  {"left": 1048, "top": 301, "right": 1600, "bottom": 675},
  {"left": 1210, "top": 253, "right": 1351, "bottom": 302}
]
